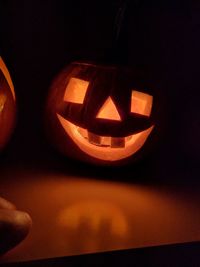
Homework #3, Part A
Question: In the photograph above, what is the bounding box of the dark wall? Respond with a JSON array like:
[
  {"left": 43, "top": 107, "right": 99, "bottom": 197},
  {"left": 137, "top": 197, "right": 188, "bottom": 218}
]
[{"left": 0, "top": 0, "right": 200, "bottom": 181}]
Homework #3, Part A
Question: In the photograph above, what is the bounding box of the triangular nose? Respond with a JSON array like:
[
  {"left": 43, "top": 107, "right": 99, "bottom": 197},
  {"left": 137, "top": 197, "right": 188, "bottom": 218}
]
[{"left": 96, "top": 96, "right": 121, "bottom": 121}]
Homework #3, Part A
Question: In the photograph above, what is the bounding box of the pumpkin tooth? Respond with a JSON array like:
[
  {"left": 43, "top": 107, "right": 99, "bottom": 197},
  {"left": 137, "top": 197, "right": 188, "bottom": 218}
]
[
  {"left": 77, "top": 127, "right": 88, "bottom": 139},
  {"left": 88, "top": 132, "right": 101, "bottom": 145},
  {"left": 111, "top": 137, "right": 125, "bottom": 148},
  {"left": 101, "top": 136, "right": 111, "bottom": 147},
  {"left": 126, "top": 135, "right": 132, "bottom": 142}
]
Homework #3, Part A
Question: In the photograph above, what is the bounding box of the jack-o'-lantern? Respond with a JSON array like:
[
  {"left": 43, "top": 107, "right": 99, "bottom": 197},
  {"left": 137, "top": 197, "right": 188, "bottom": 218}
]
[
  {"left": 46, "top": 62, "right": 159, "bottom": 165},
  {"left": 0, "top": 57, "right": 16, "bottom": 150}
]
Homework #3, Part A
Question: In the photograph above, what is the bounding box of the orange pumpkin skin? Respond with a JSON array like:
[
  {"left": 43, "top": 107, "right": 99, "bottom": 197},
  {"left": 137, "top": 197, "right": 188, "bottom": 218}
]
[
  {"left": 0, "top": 57, "right": 16, "bottom": 150},
  {"left": 45, "top": 62, "right": 160, "bottom": 166}
]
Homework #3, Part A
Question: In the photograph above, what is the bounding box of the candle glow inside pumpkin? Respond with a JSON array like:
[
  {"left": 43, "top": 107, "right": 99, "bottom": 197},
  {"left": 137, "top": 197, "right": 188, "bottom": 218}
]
[{"left": 57, "top": 77, "right": 154, "bottom": 161}]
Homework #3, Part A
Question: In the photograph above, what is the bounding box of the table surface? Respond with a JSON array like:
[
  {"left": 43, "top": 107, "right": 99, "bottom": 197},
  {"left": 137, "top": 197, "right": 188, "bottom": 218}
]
[
  {"left": 1, "top": 241, "right": 200, "bottom": 267},
  {"left": 0, "top": 163, "right": 199, "bottom": 263}
]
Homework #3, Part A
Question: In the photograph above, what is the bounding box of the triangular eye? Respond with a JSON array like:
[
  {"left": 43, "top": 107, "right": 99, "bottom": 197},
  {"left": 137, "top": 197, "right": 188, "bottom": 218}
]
[
  {"left": 64, "top": 77, "right": 89, "bottom": 104},
  {"left": 96, "top": 96, "right": 122, "bottom": 121},
  {"left": 131, "top": 90, "right": 153, "bottom": 117}
]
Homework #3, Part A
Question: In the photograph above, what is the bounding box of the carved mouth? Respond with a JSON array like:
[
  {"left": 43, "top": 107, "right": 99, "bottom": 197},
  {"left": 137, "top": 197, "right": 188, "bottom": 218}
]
[{"left": 57, "top": 113, "right": 154, "bottom": 161}]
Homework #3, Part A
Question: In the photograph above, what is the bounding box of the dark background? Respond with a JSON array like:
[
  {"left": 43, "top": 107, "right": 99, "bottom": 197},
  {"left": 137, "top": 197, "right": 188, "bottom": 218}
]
[{"left": 0, "top": 0, "right": 200, "bottom": 181}]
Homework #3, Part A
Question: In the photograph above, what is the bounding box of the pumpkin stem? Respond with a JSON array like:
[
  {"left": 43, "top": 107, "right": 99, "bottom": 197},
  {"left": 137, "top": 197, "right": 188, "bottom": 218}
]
[
  {"left": 106, "top": 0, "right": 141, "bottom": 65},
  {"left": 113, "top": 0, "right": 130, "bottom": 44}
]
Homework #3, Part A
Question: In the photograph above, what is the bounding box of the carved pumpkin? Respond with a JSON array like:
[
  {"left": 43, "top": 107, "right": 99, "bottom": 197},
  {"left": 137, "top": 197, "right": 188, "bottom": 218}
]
[
  {"left": 0, "top": 57, "right": 16, "bottom": 150},
  {"left": 46, "top": 62, "right": 158, "bottom": 165}
]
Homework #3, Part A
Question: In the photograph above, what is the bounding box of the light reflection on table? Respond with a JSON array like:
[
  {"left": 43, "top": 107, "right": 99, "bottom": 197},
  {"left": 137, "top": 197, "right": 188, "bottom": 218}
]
[{"left": 0, "top": 167, "right": 199, "bottom": 262}]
